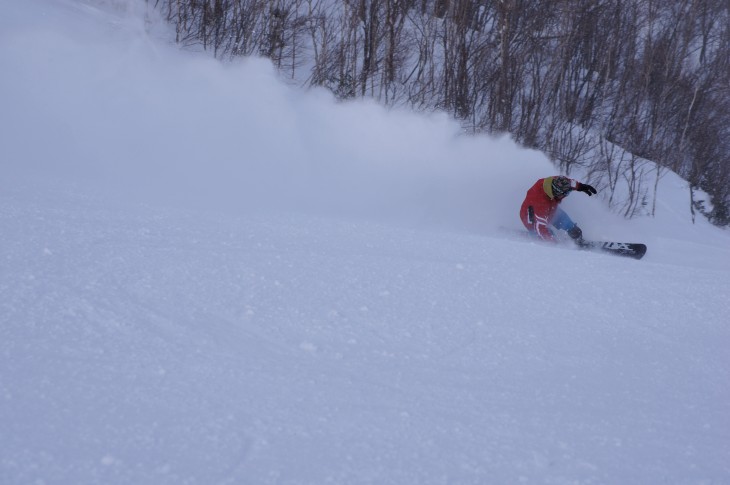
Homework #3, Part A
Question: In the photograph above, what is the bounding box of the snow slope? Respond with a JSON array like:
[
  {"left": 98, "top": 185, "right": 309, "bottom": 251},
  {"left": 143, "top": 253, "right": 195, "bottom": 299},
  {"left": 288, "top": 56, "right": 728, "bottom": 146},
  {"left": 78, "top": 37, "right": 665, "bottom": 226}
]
[{"left": 1, "top": 1, "right": 729, "bottom": 484}]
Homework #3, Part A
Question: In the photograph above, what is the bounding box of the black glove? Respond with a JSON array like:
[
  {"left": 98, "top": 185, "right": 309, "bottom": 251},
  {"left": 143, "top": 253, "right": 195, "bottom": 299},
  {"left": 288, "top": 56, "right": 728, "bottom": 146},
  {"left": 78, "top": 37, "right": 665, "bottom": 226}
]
[{"left": 577, "top": 183, "right": 597, "bottom": 196}]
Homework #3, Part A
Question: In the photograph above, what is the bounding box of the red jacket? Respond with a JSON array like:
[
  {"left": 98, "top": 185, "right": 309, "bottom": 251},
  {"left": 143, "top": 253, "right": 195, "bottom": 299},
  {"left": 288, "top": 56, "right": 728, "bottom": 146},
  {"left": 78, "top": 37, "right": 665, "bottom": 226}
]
[{"left": 519, "top": 176, "right": 577, "bottom": 241}]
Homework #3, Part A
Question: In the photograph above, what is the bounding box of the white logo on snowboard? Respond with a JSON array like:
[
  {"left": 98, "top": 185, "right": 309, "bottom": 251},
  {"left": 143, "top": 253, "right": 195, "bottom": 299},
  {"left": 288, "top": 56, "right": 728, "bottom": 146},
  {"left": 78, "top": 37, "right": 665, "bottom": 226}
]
[{"left": 602, "top": 242, "right": 631, "bottom": 250}]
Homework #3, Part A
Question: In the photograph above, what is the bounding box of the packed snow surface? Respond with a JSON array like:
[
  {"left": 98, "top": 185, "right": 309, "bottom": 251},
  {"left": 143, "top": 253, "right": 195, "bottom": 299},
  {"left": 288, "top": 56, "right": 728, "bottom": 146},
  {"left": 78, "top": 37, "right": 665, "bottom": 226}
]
[{"left": 1, "top": 1, "right": 729, "bottom": 484}]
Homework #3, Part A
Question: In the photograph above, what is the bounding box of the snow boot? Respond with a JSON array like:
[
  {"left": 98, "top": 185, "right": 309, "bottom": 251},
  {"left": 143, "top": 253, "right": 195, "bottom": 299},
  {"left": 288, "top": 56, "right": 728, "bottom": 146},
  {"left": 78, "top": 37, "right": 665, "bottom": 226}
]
[{"left": 568, "top": 225, "right": 588, "bottom": 247}]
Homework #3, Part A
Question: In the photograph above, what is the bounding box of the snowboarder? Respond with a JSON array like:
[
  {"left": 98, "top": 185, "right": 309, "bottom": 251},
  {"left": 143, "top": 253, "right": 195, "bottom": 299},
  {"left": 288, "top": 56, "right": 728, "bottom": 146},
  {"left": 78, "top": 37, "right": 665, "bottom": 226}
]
[{"left": 520, "top": 175, "right": 597, "bottom": 244}]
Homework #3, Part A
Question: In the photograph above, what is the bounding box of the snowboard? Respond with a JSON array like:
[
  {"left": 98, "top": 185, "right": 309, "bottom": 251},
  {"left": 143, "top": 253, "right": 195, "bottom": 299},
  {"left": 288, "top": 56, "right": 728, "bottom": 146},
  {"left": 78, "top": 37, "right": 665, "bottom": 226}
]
[
  {"left": 577, "top": 240, "right": 647, "bottom": 260},
  {"left": 500, "top": 228, "right": 647, "bottom": 260}
]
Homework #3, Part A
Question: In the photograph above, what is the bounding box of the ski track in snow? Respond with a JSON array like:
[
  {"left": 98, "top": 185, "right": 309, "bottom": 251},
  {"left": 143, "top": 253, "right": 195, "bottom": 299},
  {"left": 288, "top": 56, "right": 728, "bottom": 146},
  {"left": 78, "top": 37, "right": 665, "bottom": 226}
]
[{"left": 2, "top": 1, "right": 730, "bottom": 483}]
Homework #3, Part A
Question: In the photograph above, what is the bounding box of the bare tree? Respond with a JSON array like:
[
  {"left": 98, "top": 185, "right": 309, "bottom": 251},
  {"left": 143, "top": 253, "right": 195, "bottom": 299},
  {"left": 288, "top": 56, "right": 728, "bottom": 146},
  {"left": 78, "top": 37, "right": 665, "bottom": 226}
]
[{"left": 155, "top": 0, "right": 730, "bottom": 224}]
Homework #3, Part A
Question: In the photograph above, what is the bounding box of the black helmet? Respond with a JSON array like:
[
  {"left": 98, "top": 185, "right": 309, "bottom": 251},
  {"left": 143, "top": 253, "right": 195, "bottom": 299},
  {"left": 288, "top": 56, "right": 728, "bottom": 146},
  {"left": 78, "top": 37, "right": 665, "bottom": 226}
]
[{"left": 551, "top": 176, "right": 571, "bottom": 198}]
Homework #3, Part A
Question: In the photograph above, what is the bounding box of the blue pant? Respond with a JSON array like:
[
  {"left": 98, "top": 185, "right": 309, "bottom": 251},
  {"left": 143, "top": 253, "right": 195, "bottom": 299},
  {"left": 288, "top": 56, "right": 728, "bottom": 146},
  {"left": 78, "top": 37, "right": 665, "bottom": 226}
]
[
  {"left": 552, "top": 207, "right": 577, "bottom": 232},
  {"left": 528, "top": 208, "right": 576, "bottom": 239}
]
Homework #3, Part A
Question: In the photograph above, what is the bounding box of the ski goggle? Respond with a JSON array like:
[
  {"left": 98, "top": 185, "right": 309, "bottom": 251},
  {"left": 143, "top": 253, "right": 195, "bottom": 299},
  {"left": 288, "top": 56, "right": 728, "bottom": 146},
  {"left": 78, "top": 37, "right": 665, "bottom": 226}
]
[{"left": 553, "top": 186, "right": 571, "bottom": 197}]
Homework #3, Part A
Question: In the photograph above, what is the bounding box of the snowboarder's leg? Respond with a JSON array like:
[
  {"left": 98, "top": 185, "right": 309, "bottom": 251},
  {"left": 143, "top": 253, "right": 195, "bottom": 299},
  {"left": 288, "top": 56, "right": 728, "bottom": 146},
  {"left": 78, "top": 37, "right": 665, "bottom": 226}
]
[
  {"left": 552, "top": 208, "right": 586, "bottom": 245},
  {"left": 521, "top": 205, "right": 556, "bottom": 241},
  {"left": 551, "top": 207, "right": 576, "bottom": 231},
  {"left": 530, "top": 228, "right": 556, "bottom": 241}
]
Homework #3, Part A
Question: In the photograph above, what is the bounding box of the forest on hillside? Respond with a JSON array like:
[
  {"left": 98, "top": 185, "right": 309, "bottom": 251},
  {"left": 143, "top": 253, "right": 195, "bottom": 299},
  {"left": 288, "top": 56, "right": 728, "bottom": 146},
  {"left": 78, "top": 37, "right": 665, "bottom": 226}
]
[{"left": 150, "top": 0, "right": 730, "bottom": 225}]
